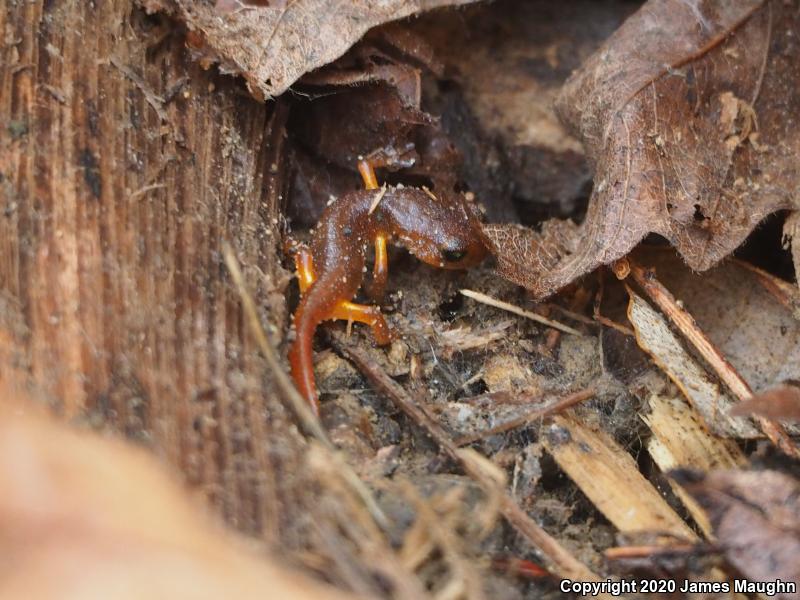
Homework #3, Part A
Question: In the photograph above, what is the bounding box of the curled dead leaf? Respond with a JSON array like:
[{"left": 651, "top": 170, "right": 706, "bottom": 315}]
[
  {"left": 673, "top": 468, "right": 800, "bottom": 599},
  {"left": 139, "top": 0, "right": 477, "bottom": 99},
  {"left": 486, "top": 0, "right": 800, "bottom": 298}
]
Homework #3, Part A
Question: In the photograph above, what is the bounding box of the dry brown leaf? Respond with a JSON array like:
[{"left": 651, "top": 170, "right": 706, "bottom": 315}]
[
  {"left": 485, "top": 0, "right": 800, "bottom": 297},
  {"left": 140, "top": 0, "right": 476, "bottom": 99},
  {"left": 674, "top": 469, "right": 800, "bottom": 599}
]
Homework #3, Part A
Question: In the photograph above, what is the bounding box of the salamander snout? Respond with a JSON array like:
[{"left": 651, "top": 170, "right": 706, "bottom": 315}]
[
  {"left": 436, "top": 238, "right": 488, "bottom": 269},
  {"left": 401, "top": 194, "right": 490, "bottom": 270}
]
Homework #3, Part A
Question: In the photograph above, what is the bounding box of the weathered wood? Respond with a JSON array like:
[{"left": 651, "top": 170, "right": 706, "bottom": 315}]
[
  {"left": 1, "top": 0, "right": 295, "bottom": 540},
  {"left": 643, "top": 392, "right": 745, "bottom": 537},
  {"left": 544, "top": 412, "right": 697, "bottom": 540}
]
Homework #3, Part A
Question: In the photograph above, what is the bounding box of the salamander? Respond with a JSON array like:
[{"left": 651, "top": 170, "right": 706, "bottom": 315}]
[{"left": 288, "top": 160, "right": 489, "bottom": 414}]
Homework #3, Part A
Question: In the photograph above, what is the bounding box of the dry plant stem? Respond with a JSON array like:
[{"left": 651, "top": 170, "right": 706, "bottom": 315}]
[
  {"left": 604, "top": 544, "right": 699, "bottom": 560},
  {"left": 460, "top": 289, "right": 583, "bottom": 336},
  {"left": 545, "top": 304, "right": 598, "bottom": 327},
  {"left": 544, "top": 307, "right": 562, "bottom": 352},
  {"left": 593, "top": 315, "right": 635, "bottom": 337},
  {"left": 330, "top": 336, "right": 604, "bottom": 585},
  {"left": 594, "top": 268, "right": 635, "bottom": 336},
  {"left": 454, "top": 388, "right": 596, "bottom": 446},
  {"left": 221, "top": 242, "right": 391, "bottom": 530},
  {"left": 545, "top": 287, "right": 592, "bottom": 351},
  {"left": 397, "top": 480, "right": 486, "bottom": 600},
  {"left": 734, "top": 258, "right": 800, "bottom": 312},
  {"left": 623, "top": 258, "right": 800, "bottom": 459}
]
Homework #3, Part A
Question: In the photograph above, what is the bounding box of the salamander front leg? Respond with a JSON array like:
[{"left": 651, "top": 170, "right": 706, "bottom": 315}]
[
  {"left": 358, "top": 157, "right": 381, "bottom": 191},
  {"left": 357, "top": 144, "right": 416, "bottom": 190},
  {"left": 365, "top": 234, "right": 389, "bottom": 303}
]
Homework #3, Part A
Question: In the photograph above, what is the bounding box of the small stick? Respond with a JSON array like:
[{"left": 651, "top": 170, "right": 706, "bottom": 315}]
[
  {"left": 593, "top": 268, "right": 634, "bottom": 336},
  {"left": 604, "top": 543, "right": 700, "bottom": 560},
  {"left": 618, "top": 257, "right": 800, "bottom": 459},
  {"left": 546, "top": 300, "right": 633, "bottom": 336},
  {"left": 221, "top": 242, "right": 391, "bottom": 530},
  {"left": 545, "top": 304, "right": 597, "bottom": 326},
  {"left": 546, "top": 287, "right": 592, "bottom": 351},
  {"left": 397, "top": 479, "right": 487, "bottom": 600},
  {"left": 421, "top": 186, "right": 437, "bottom": 201},
  {"left": 455, "top": 387, "right": 595, "bottom": 446},
  {"left": 331, "top": 336, "right": 604, "bottom": 585},
  {"left": 461, "top": 289, "right": 583, "bottom": 336},
  {"left": 734, "top": 258, "right": 800, "bottom": 312},
  {"left": 544, "top": 306, "right": 562, "bottom": 352},
  {"left": 128, "top": 182, "right": 166, "bottom": 200},
  {"left": 594, "top": 315, "right": 635, "bottom": 337},
  {"left": 367, "top": 184, "right": 387, "bottom": 215}
]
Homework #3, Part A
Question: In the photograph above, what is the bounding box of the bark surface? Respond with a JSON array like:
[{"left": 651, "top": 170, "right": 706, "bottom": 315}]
[{"left": 1, "top": 0, "right": 292, "bottom": 539}]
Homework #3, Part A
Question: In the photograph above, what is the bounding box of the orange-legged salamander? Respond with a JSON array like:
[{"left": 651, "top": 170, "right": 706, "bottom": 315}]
[{"left": 288, "top": 160, "right": 489, "bottom": 414}]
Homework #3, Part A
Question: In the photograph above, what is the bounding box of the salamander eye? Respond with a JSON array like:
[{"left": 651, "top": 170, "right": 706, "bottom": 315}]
[{"left": 441, "top": 248, "right": 467, "bottom": 263}]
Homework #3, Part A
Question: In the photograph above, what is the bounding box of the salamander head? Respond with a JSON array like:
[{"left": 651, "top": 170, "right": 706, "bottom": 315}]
[{"left": 390, "top": 187, "right": 489, "bottom": 270}]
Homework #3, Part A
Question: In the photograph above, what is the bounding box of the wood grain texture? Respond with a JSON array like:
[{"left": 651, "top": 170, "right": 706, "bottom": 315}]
[
  {"left": 544, "top": 412, "right": 697, "bottom": 540},
  {"left": 0, "top": 0, "right": 296, "bottom": 540},
  {"left": 643, "top": 392, "right": 745, "bottom": 537}
]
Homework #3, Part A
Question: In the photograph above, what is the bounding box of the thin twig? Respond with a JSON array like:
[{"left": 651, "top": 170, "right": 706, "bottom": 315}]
[
  {"left": 547, "top": 287, "right": 592, "bottom": 351},
  {"left": 593, "top": 268, "right": 634, "bottom": 336},
  {"left": 545, "top": 303, "right": 597, "bottom": 326},
  {"left": 604, "top": 543, "right": 701, "bottom": 560},
  {"left": 594, "top": 315, "right": 635, "bottom": 337},
  {"left": 734, "top": 258, "right": 800, "bottom": 312},
  {"left": 221, "top": 241, "right": 391, "bottom": 529},
  {"left": 397, "top": 479, "right": 487, "bottom": 600},
  {"left": 461, "top": 289, "right": 583, "bottom": 336},
  {"left": 330, "top": 335, "right": 603, "bottom": 585},
  {"left": 620, "top": 257, "right": 800, "bottom": 459},
  {"left": 368, "top": 184, "right": 387, "bottom": 215},
  {"left": 455, "top": 387, "right": 596, "bottom": 446}
]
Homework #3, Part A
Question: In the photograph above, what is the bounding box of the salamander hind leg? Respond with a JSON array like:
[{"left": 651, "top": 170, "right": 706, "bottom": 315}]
[
  {"left": 289, "top": 294, "right": 394, "bottom": 415},
  {"left": 330, "top": 300, "right": 394, "bottom": 346},
  {"left": 293, "top": 243, "right": 316, "bottom": 293}
]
